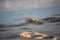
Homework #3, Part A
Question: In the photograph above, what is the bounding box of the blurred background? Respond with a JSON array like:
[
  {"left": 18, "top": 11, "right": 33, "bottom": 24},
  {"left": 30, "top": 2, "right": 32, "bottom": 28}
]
[
  {"left": 0, "top": 0, "right": 60, "bottom": 40},
  {"left": 0, "top": 0, "right": 60, "bottom": 24}
]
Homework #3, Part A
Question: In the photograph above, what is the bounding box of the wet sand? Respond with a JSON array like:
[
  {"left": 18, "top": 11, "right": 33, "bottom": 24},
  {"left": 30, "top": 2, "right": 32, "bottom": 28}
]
[{"left": 0, "top": 22, "right": 60, "bottom": 40}]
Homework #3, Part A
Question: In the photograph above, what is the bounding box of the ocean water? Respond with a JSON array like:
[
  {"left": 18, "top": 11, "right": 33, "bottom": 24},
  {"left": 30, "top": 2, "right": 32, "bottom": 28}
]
[
  {"left": 0, "top": 7, "right": 60, "bottom": 24},
  {"left": 0, "top": 6, "right": 60, "bottom": 40}
]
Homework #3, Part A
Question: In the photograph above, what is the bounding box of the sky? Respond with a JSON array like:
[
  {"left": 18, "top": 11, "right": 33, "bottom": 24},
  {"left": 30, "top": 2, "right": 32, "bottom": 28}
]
[{"left": 0, "top": 0, "right": 57, "bottom": 10}]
